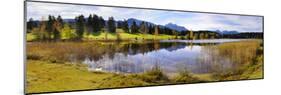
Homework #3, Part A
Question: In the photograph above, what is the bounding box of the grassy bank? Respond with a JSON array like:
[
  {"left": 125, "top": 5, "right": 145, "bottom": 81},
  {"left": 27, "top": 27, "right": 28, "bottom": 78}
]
[
  {"left": 206, "top": 40, "right": 263, "bottom": 80},
  {"left": 26, "top": 60, "right": 151, "bottom": 93},
  {"left": 26, "top": 60, "right": 202, "bottom": 93},
  {"left": 26, "top": 40, "right": 263, "bottom": 93}
]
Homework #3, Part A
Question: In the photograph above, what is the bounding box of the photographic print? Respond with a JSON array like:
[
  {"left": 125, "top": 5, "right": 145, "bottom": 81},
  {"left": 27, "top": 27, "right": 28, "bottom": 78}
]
[{"left": 25, "top": 1, "right": 264, "bottom": 94}]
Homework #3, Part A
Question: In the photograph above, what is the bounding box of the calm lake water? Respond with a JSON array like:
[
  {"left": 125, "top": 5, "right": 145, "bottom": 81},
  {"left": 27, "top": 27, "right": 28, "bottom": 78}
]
[{"left": 82, "top": 39, "right": 245, "bottom": 74}]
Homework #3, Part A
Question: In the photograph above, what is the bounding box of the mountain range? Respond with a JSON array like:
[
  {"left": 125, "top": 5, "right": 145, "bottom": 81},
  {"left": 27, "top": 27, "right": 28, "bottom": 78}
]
[
  {"left": 165, "top": 23, "right": 187, "bottom": 31},
  {"left": 34, "top": 17, "right": 239, "bottom": 33},
  {"left": 126, "top": 18, "right": 187, "bottom": 31},
  {"left": 60, "top": 18, "right": 188, "bottom": 32}
]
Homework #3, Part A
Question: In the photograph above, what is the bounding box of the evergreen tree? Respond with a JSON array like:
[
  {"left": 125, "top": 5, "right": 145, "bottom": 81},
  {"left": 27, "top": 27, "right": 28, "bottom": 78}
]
[
  {"left": 107, "top": 17, "right": 116, "bottom": 33},
  {"left": 140, "top": 21, "right": 145, "bottom": 34},
  {"left": 75, "top": 15, "right": 86, "bottom": 40},
  {"left": 98, "top": 16, "right": 105, "bottom": 30},
  {"left": 46, "top": 15, "right": 55, "bottom": 40},
  {"left": 87, "top": 14, "right": 93, "bottom": 34},
  {"left": 158, "top": 27, "right": 163, "bottom": 34},
  {"left": 122, "top": 20, "right": 129, "bottom": 33},
  {"left": 140, "top": 22, "right": 149, "bottom": 36},
  {"left": 117, "top": 21, "right": 123, "bottom": 28},
  {"left": 130, "top": 21, "right": 138, "bottom": 33},
  {"left": 148, "top": 25, "right": 154, "bottom": 34},
  {"left": 92, "top": 14, "right": 100, "bottom": 33},
  {"left": 27, "top": 18, "right": 37, "bottom": 32},
  {"left": 57, "top": 15, "right": 64, "bottom": 28}
]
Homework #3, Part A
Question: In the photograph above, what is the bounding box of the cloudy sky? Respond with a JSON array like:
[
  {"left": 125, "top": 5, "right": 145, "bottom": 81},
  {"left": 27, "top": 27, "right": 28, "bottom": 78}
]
[{"left": 26, "top": 2, "right": 263, "bottom": 32}]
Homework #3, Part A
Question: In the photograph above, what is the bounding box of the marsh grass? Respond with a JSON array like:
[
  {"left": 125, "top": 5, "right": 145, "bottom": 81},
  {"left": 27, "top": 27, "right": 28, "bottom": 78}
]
[
  {"left": 26, "top": 40, "right": 263, "bottom": 93},
  {"left": 134, "top": 63, "right": 169, "bottom": 83},
  {"left": 216, "top": 40, "right": 260, "bottom": 65},
  {"left": 205, "top": 40, "right": 263, "bottom": 80},
  {"left": 27, "top": 42, "right": 119, "bottom": 63},
  {"left": 172, "top": 69, "right": 201, "bottom": 83}
]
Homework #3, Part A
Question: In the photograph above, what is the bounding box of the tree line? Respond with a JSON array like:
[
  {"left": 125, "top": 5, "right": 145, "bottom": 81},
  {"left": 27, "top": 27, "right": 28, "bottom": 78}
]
[
  {"left": 27, "top": 14, "right": 262, "bottom": 41},
  {"left": 27, "top": 15, "right": 64, "bottom": 41}
]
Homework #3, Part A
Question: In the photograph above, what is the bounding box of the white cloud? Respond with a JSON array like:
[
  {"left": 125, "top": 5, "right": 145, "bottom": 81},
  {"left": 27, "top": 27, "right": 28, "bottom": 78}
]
[{"left": 26, "top": 2, "right": 263, "bottom": 32}]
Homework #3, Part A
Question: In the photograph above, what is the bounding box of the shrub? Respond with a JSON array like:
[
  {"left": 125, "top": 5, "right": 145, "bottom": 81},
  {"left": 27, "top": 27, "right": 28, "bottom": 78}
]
[
  {"left": 27, "top": 53, "right": 42, "bottom": 60},
  {"left": 173, "top": 68, "right": 200, "bottom": 83},
  {"left": 136, "top": 64, "right": 169, "bottom": 83},
  {"left": 61, "top": 24, "right": 77, "bottom": 40}
]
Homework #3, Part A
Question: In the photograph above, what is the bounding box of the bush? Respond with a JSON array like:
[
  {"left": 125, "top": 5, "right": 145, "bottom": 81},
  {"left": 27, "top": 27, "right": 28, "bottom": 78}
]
[
  {"left": 173, "top": 69, "right": 200, "bottom": 83},
  {"left": 136, "top": 64, "right": 169, "bottom": 83},
  {"left": 27, "top": 53, "right": 42, "bottom": 60},
  {"left": 61, "top": 24, "right": 77, "bottom": 40}
]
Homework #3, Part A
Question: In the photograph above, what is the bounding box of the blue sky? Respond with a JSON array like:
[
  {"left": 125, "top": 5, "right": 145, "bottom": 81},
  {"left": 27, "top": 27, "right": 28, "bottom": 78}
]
[{"left": 27, "top": 2, "right": 263, "bottom": 32}]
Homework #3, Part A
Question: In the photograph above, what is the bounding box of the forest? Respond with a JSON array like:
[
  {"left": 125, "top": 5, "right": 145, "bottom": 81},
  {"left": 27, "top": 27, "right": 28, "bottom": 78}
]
[{"left": 26, "top": 14, "right": 263, "bottom": 42}]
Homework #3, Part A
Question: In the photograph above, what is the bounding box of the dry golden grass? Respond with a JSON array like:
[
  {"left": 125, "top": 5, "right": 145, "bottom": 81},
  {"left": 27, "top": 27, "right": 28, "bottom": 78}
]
[
  {"left": 26, "top": 40, "right": 263, "bottom": 93},
  {"left": 204, "top": 40, "right": 263, "bottom": 80},
  {"left": 26, "top": 60, "right": 150, "bottom": 94}
]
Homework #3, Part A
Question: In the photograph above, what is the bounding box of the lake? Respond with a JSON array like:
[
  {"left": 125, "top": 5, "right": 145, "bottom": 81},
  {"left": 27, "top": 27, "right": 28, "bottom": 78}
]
[{"left": 80, "top": 39, "right": 247, "bottom": 75}]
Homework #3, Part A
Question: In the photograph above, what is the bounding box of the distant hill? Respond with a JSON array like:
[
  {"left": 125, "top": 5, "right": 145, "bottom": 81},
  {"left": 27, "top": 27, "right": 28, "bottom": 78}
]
[
  {"left": 126, "top": 18, "right": 155, "bottom": 27},
  {"left": 126, "top": 18, "right": 187, "bottom": 32}
]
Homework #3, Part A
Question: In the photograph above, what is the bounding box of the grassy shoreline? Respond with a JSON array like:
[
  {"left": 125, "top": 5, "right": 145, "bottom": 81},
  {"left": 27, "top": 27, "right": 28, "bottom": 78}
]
[
  {"left": 26, "top": 60, "right": 151, "bottom": 93},
  {"left": 27, "top": 60, "right": 210, "bottom": 93},
  {"left": 26, "top": 40, "right": 263, "bottom": 93}
]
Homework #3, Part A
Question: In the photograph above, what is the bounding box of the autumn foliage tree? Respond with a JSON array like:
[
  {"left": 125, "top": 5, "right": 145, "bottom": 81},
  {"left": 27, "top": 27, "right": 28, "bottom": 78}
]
[{"left": 61, "top": 24, "right": 76, "bottom": 40}]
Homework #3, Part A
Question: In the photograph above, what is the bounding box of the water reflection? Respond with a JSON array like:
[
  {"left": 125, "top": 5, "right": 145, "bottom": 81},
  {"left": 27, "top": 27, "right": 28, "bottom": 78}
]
[{"left": 82, "top": 41, "right": 234, "bottom": 74}]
